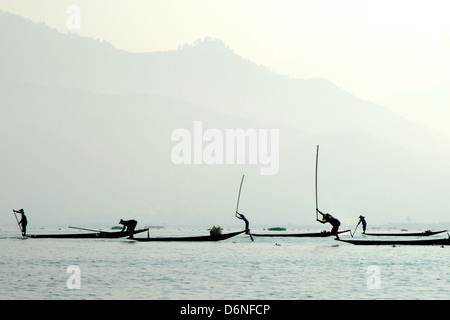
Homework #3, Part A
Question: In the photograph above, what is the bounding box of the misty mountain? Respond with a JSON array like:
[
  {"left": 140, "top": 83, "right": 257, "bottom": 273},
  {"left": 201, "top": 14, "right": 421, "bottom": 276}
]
[
  {"left": 1, "top": 11, "right": 450, "bottom": 228},
  {"left": 1, "top": 11, "right": 449, "bottom": 153}
]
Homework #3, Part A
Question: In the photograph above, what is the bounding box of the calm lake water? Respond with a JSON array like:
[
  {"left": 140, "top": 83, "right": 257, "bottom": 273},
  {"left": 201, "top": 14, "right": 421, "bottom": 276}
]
[{"left": 1, "top": 226, "right": 449, "bottom": 300}]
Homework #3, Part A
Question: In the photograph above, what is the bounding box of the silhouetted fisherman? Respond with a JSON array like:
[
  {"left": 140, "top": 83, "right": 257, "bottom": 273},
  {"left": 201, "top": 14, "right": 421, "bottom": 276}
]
[
  {"left": 119, "top": 219, "right": 138, "bottom": 238},
  {"left": 316, "top": 209, "right": 341, "bottom": 239},
  {"left": 14, "top": 208, "right": 28, "bottom": 236},
  {"left": 235, "top": 212, "right": 250, "bottom": 234},
  {"left": 356, "top": 215, "right": 367, "bottom": 234}
]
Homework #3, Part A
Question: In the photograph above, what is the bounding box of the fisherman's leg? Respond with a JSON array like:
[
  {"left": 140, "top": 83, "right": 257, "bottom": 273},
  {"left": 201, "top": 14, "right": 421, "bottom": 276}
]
[
  {"left": 244, "top": 221, "right": 249, "bottom": 233},
  {"left": 126, "top": 226, "right": 133, "bottom": 238},
  {"left": 332, "top": 226, "right": 339, "bottom": 239}
]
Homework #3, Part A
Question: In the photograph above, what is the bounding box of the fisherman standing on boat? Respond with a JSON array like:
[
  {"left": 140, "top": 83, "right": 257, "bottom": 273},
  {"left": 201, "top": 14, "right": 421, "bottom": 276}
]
[
  {"left": 14, "top": 208, "right": 28, "bottom": 236},
  {"left": 316, "top": 209, "right": 341, "bottom": 240},
  {"left": 356, "top": 215, "right": 367, "bottom": 234},
  {"left": 235, "top": 212, "right": 250, "bottom": 234},
  {"left": 119, "top": 219, "right": 138, "bottom": 238}
]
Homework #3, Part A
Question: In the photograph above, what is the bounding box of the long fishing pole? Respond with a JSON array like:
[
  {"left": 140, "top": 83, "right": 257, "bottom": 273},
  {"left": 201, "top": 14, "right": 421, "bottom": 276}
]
[
  {"left": 235, "top": 175, "right": 245, "bottom": 215},
  {"left": 235, "top": 175, "right": 254, "bottom": 241},
  {"left": 68, "top": 226, "right": 105, "bottom": 233},
  {"left": 353, "top": 222, "right": 360, "bottom": 237},
  {"left": 13, "top": 210, "right": 24, "bottom": 238},
  {"left": 315, "top": 145, "right": 319, "bottom": 221}
]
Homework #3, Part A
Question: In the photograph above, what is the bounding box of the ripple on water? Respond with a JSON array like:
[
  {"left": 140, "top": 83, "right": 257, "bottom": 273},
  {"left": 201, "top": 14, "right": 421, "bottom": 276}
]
[{"left": 1, "top": 230, "right": 450, "bottom": 299}]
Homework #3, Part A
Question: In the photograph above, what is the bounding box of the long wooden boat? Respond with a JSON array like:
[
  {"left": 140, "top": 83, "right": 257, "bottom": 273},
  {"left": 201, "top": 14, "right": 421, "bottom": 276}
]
[
  {"left": 133, "top": 176, "right": 254, "bottom": 243},
  {"left": 252, "top": 229, "right": 351, "bottom": 238},
  {"left": 132, "top": 230, "right": 246, "bottom": 242},
  {"left": 362, "top": 230, "right": 447, "bottom": 237},
  {"left": 27, "top": 228, "right": 149, "bottom": 239},
  {"left": 337, "top": 237, "right": 450, "bottom": 246}
]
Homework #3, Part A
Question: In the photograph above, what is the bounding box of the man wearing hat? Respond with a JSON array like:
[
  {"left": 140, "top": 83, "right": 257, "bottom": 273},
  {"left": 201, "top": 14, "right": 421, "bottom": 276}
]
[
  {"left": 14, "top": 208, "right": 28, "bottom": 236},
  {"left": 357, "top": 215, "right": 367, "bottom": 234}
]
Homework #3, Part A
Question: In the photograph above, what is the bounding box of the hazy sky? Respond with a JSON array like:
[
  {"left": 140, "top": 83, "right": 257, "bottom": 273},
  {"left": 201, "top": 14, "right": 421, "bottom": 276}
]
[
  {"left": 2, "top": 1, "right": 450, "bottom": 228},
  {"left": 2, "top": 0, "right": 450, "bottom": 132}
]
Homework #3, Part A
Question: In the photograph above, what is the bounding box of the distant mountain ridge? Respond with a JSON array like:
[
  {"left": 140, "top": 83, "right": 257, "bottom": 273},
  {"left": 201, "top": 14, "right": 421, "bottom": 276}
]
[
  {"left": 1, "top": 10, "right": 449, "bottom": 153},
  {"left": 2, "top": 11, "right": 450, "bottom": 226}
]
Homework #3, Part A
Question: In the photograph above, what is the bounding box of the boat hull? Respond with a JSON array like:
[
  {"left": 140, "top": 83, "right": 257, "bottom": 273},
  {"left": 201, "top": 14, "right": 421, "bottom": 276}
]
[
  {"left": 337, "top": 238, "right": 450, "bottom": 246},
  {"left": 363, "top": 230, "right": 447, "bottom": 237},
  {"left": 132, "top": 230, "right": 246, "bottom": 242},
  {"left": 252, "top": 229, "right": 351, "bottom": 238},
  {"left": 27, "top": 228, "right": 149, "bottom": 239}
]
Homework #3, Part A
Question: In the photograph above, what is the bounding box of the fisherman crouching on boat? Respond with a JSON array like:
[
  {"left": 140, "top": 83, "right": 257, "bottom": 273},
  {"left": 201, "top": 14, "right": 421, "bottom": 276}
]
[
  {"left": 316, "top": 209, "right": 341, "bottom": 240},
  {"left": 119, "top": 219, "right": 138, "bottom": 238}
]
